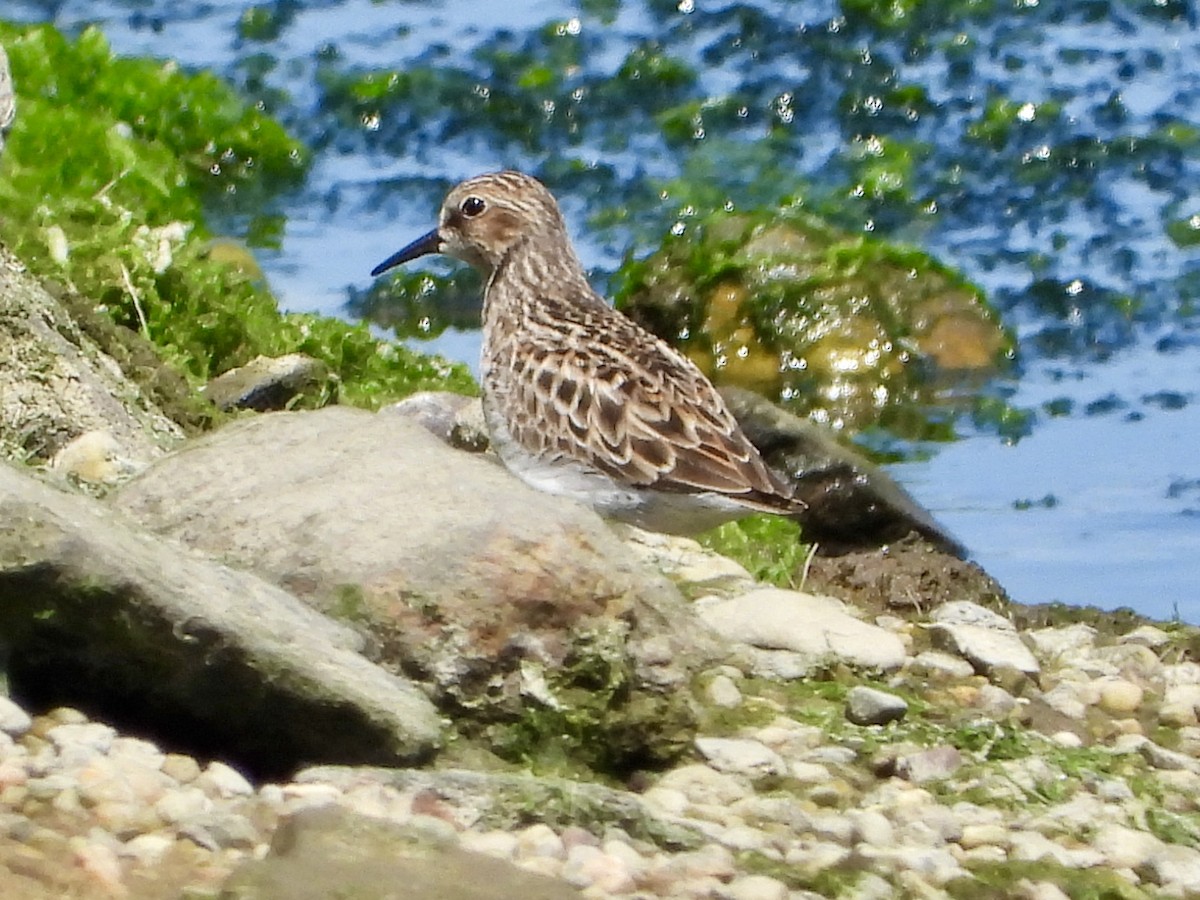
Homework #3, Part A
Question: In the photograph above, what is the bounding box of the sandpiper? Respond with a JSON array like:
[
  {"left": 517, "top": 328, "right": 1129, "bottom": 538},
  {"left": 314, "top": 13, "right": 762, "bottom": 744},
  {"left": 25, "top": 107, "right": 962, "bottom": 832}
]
[{"left": 371, "top": 170, "right": 802, "bottom": 534}]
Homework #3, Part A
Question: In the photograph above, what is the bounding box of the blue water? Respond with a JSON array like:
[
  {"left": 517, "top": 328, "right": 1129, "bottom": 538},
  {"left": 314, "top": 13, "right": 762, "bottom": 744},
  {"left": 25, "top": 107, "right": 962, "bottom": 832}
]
[{"left": 8, "top": 0, "right": 1199, "bottom": 621}]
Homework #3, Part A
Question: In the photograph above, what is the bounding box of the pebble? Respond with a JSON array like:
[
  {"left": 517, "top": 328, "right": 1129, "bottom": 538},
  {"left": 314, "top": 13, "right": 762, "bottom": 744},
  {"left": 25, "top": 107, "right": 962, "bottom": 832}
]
[
  {"left": 1143, "top": 844, "right": 1200, "bottom": 893},
  {"left": 461, "top": 829, "right": 519, "bottom": 860},
  {"left": 0, "top": 695, "right": 33, "bottom": 736},
  {"left": 654, "top": 764, "right": 751, "bottom": 806},
  {"left": 155, "top": 786, "right": 213, "bottom": 824},
  {"left": 1097, "top": 677, "right": 1144, "bottom": 714},
  {"left": 845, "top": 686, "right": 908, "bottom": 725},
  {"left": 516, "top": 822, "right": 565, "bottom": 860},
  {"left": 0, "top": 611, "right": 1198, "bottom": 899},
  {"left": 1120, "top": 625, "right": 1172, "bottom": 649},
  {"left": 562, "top": 843, "right": 636, "bottom": 893},
  {"left": 894, "top": 746, "right": 963, "bottom": 784},
  {"left": 706, "top": 675, "right": 743, "bottom": 708},
  {"left": 694, "top": 738, "right": 787, "bottom": 778},
  {"left": 196, "top": 761, "right": 254, "bottom": 798},
  {"left": 910, "top": 650, "right": 975, "bottom": 680},
  {"left": 1091, "top": 823, "right": 1165, "bottom": 869},
  {"left": 719, "top": 873, "right": 790, "bottom": 900},
  {"left": 929, "top": 600, "right": 1041, "bottom": 675}
]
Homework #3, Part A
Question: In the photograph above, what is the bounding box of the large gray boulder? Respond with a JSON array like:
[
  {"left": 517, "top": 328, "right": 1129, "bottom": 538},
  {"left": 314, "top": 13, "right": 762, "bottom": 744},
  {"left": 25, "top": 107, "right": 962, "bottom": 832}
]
[
  {"left": 113, "top": 407, "right": 721, "bottom": 770},
  {"left": 0, "top": 462, "right": 441, "bottom": 776}
]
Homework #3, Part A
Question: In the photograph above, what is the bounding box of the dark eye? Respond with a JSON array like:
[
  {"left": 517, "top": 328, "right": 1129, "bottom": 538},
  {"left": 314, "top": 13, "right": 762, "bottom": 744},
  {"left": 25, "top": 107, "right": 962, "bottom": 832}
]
[{"left": 460, "top": 196, "right": 486, "bottom": 217}]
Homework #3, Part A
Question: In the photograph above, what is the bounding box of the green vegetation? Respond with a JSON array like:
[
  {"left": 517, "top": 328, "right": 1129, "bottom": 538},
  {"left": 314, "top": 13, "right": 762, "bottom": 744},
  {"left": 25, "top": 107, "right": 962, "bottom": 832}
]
[
  {"left": 698, "top": 515, "right": 810, "bottom": 588},
  {"left": 485, "top": 624, "right": 695, "bottom": 777},
  {"left": 948, "top": 860, "right": 1150, "bottom": 900},
  {"left": 0, "top": 21, "right": 473, "bottom": 413}
]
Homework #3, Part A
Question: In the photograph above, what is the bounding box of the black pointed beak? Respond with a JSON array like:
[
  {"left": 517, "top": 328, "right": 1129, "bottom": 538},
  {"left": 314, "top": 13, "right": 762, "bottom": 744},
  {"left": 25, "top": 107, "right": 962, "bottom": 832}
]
[{"left": 370, "top": 229, "right": 442, "bottom": 277}]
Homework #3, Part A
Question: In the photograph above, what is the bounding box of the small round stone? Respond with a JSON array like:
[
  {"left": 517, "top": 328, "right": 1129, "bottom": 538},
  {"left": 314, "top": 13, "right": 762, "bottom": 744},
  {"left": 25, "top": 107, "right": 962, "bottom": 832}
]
[
  {"left": 461, "top": 829, "right": 519, "bottom": 860},
  {"left": 1097, "top": 678, "right": 1143, "bottom": 715},
  {"left": 721, "top": 873, "right": 789, "bottom": 900},
  {"left": 516, "top": 822, "right": 565, "bottom": 860},
  {"left": 161, "top": 753, "right": 203, "bottom": 784},
  {"left": 0, "top": 696, "right": 33, "bottom": 737},
  {"left": 707, "top": 675, "right": 744, "bottom": 709},
  {"left": 846, "top": 686, "right": 908, "bottom": 726},
  {"left": 196, "top": 761, "right": 254, "bottom": 798}
]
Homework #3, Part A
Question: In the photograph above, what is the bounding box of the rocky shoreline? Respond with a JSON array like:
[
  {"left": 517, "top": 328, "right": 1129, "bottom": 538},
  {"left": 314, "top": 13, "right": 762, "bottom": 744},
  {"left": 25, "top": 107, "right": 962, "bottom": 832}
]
[{"left": 2, "top": 561, "right": 1200, "bottom": 898}]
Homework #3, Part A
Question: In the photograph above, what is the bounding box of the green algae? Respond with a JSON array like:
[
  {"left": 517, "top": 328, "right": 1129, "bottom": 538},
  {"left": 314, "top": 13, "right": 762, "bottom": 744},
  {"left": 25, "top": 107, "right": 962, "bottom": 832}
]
[
  {"left": 948, "top": 860, "right": 1149, "bottom": 900},
  {"left": 485, "top": 624, "right": 696, "bottom": 777},
  {"left": 0, "top": 21, "right": 473, "bottom": 412},
  {"left": 698, "top": 515, "right": 810, "bottom": 589}
]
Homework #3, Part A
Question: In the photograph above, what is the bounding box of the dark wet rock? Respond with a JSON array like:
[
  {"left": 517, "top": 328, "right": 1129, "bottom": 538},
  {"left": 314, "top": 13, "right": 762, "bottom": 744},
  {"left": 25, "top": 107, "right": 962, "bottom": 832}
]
[
  {"left": 845, "top": 686, "right": 908, "bottom": 726},
  {"left": 0, "top": 461, "right": 442, "bottom": 778},
  {"left": 617, "top": 212, "right": 1010, "bottom": 433},
  {"left": 203, "top": 353, "right": 333, "bottom": 412},
  {"left": 0, "top": 245, "right": 184, "bottom": 468},
  {"left": 112, "top": 407, "right": 721, "bottom": 771},
  {"left": 220, "top": 804, "right": 582, "bottom": 900},
  {"left": 719, "top": 386, "right": 964, "bottom": 556}
]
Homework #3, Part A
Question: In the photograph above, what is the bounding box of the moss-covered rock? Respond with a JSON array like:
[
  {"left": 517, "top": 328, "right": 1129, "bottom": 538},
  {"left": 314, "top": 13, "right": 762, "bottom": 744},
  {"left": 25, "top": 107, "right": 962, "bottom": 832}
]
[{"left": 615, "top": 208, "right": 1014, "bottom": 436}]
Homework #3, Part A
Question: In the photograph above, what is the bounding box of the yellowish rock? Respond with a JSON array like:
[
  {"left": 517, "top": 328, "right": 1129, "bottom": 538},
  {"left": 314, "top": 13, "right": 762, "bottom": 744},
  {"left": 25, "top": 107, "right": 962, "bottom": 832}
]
[{"left": 1097, "top": 678, "right": 1144, "bottom": 715}]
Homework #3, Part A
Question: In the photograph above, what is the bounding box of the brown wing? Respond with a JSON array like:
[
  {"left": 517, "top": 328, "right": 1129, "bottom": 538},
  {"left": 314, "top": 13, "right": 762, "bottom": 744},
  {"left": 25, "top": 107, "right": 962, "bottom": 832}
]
[{"left": 499, "top": 294, "right": 800, "bottom": 512}]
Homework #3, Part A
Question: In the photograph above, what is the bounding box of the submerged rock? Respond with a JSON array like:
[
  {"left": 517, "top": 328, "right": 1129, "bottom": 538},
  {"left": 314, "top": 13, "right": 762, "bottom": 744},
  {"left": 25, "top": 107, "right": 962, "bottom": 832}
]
[{"left": 617, "top": 210, "right": 1011, "bottom": 433}]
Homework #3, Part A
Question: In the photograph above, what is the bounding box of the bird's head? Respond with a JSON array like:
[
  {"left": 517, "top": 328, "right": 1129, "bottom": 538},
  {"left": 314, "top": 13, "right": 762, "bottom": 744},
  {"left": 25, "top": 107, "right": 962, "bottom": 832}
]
[{"left": 370, "top": 170, "right": 567, "bottom": 277}]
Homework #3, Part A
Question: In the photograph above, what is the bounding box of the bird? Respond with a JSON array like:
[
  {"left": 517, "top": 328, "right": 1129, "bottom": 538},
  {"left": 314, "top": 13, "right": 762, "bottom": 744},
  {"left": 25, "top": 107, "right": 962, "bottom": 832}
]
[{"left": 370, "top": 170, "right": 803, "bottom": 535}]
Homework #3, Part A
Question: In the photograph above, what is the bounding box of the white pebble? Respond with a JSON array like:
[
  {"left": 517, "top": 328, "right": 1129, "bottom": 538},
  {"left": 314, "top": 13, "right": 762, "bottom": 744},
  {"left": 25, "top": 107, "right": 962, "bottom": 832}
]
[
  {"left": 695, "top": 737, "right": 786, "bottom": 778},
  {"left": 516, "top": 822, "right": 565, "bottom": 860},
  {"left": 122, "top": 832, "right": 175, "bottom": 866},
  {"left": 720, "top": 873, "right": 789, "bottom": 900},
  {"left": 0, "top": 696, "right": 33, "bottom": 737},
  {"left": 1050, "top": 731, "right": 1083, "bottom": 748},
  {"left": 197, "top": 761, "right": 254, "bottom": 798},
  {"left": 461, "top": 829, "right": 519, "bottom": 860},
  {"left": 562, "top": 843, "right": 635, "bottom": 893},
  {"left": 154, "top": 786, "right": 212, "bottom": 824},
  {"left": 707, "top": 675, "right": 743, "bottom": 708}
]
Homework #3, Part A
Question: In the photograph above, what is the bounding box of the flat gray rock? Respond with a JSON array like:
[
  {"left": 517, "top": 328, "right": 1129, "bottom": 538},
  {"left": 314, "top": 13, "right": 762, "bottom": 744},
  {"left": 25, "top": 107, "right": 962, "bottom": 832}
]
[
  {"left": 221, "top": 805, "right": 582, "bottom": 900},
  {"left": 928, "top": 600, "right": 1040, "bottom": 676},
  {"left": 113, "top": 407, "right": 721, "bottom": 768},
  {"left": 696, "top": 588, "right": 907, "bottom": 672},
  {"left": 0, "top": 462, "right": 441, "bottom": 775}
]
